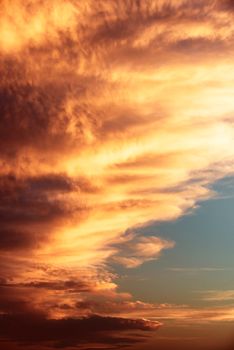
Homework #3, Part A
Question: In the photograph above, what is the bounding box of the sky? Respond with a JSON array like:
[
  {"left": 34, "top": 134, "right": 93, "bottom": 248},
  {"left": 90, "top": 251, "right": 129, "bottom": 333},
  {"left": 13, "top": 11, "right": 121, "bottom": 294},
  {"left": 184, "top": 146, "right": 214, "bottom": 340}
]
[{"left": 1, "top": 0, "right": 234, "bottom": 349}]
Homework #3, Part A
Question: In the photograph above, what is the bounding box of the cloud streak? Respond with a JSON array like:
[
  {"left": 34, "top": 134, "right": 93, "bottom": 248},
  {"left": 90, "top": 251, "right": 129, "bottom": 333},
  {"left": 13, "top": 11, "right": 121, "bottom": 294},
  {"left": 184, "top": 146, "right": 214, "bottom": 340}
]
[
  {"left": 112, "top": 234, "right": 175, "bottom": 268},
  {"left": 199, "top": 290, "right": 234, "bottom": 302},
  {"left": 0, "top": 312, "right": 160, "bottom": 349}
]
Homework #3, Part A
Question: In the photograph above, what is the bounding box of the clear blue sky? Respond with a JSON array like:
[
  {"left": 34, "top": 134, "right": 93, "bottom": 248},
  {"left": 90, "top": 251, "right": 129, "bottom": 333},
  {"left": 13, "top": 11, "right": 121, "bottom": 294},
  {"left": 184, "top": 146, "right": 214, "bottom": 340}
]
[{"left": 117, "top": 177, "right": 234, "bottom": 307}]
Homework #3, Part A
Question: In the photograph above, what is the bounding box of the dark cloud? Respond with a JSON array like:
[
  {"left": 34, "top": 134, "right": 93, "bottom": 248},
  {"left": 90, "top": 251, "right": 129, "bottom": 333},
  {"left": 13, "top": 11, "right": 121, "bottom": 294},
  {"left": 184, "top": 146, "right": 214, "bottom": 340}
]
[
  {"left": 0, "top": 186, "right": 69, "bottom": 224},
  {"left": 0, "top": 313, "right": 159, "bottom": 349},
  {"left": 90, "top": 0, "right": 212, "bottom": 46},
  {"left": 0, "top": 228, "right": 38, "bottom": 250},
  {"left": 0, "top": 173, "right": 86, "bottom": 251},
  {"left": 172, "top": 37, "right": 226, "bottom": 54},
  {"left": 0, "top": 83, "right": 62, "bottom": 156},
  {"left": 1, "top": 280, "right": 92, "bottom": 292},
  {"left": 219, "top": 0, "right": 234, "bottom": 12},
  {"left": 28, "top": 174, "right": 76, "bottom": 193},
  {"left": 0, "top": 277, "right": 159, "bottom": 348},
  {"left": 0, "top": 285, "right": 40, "bottom": 314},
  {"left": 0, "top": 66, "right": 101, "bottom": 160},
  {"left": 27, "top": 174, "right": 98, "bottom": 195}
]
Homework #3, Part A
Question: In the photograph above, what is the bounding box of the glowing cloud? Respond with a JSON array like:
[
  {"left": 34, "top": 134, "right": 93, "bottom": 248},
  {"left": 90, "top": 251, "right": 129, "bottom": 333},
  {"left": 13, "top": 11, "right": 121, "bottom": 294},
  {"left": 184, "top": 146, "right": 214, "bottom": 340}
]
[{"left": 1, "top": 0, "right": 234, "bottom": 349}]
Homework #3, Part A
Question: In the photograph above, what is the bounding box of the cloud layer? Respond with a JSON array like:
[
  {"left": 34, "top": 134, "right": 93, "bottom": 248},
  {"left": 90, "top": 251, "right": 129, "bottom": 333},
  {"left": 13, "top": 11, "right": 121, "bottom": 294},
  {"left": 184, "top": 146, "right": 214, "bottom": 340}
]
[{"left": 1, "top": 0, "right": 234, "bottom": 349}]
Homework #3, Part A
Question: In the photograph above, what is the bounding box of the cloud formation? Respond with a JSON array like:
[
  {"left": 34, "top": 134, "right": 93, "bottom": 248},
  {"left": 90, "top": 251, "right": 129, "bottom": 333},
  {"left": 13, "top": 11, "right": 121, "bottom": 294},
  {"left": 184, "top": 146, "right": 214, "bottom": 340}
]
[
  {"left": 112, "top": 234, "right": 175, "bottom": 268},
  {"left": 1, "top": 0, "right": 234, "bottom": 348},
  {"left": 200, "top": 290, "right": 234, "bottom": 302},
  {"left": 0, "top": 312, "right": 160, "bottom": 349}
]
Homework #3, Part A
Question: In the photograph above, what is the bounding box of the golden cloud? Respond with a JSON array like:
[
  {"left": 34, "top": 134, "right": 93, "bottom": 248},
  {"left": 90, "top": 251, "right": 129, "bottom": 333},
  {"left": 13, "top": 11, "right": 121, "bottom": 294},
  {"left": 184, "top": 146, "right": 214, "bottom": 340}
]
[{"left": 0, "top": 0, "right": 234, "bottom": 348}]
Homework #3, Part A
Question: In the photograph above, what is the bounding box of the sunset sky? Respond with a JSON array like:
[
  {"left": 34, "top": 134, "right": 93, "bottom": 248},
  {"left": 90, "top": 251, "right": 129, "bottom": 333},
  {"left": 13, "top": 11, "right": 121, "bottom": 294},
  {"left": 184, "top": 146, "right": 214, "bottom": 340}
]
[{"left": 1, "top": 1, "right": 234, "bottom": 349}]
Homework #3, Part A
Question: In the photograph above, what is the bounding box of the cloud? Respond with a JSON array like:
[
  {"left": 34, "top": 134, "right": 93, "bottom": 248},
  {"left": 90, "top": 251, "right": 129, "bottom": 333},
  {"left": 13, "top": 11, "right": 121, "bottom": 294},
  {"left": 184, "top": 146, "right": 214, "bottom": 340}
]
[
  {"left": 0, "top": 0, "right": 78, "bottom": 53},
  {"left": 0, "top": 228, "right": 39, "bottom": 251},
  {"left": 0, "top": 173, "right": 86, "bottom": 254},
  {"left": 167, "top": 267, "right": 230, "bottom": 273},
  {"left": 112, "top": 234, "right": 175, "bottom": 268},
  {"left": 0, "top": 280, "right": 92, "bottom": 292},
  {"left": 1, "top": 0, "right": 234, "bottom": 348},
  {"left": 199, "top": 290, "right": 234, "bottom": 302},
  {"left": 219, "top": 0, "right": 234, "bottom": 12},
  {"left": 75, "top": 299, "right": 158, "bottom": 317},
  {"left": 0, "top": 312, "right": 160, "bottom": 349}
]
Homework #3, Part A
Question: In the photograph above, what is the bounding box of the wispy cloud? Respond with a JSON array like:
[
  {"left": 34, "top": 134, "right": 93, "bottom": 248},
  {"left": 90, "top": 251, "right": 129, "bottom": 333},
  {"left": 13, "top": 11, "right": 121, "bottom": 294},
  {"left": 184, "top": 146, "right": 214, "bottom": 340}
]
[
  {"left": 167, "top": 267, "right": 231, "bottom": 273},
  {"left": 199, "top": 290, "right": 234, "bottom": 302},
  {"left": 112, "top": 234, "right": 175, "bottom": 268}
]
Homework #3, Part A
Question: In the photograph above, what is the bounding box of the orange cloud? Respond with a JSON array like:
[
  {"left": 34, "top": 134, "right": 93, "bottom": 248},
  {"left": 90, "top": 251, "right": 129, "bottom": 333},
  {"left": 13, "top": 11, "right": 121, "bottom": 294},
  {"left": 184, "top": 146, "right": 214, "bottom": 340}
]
[
  {"left": 0, "top": 0, "right": 78, "bottom": 53},
  {"left": 112, "top": 234, "right": 175, "bottom": 268},
  {"left": 200, "top": 290, "right": 234, "bottom": 302},
  {"left": 1, "top": 0, "right": 234, "bottom": 348}
]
